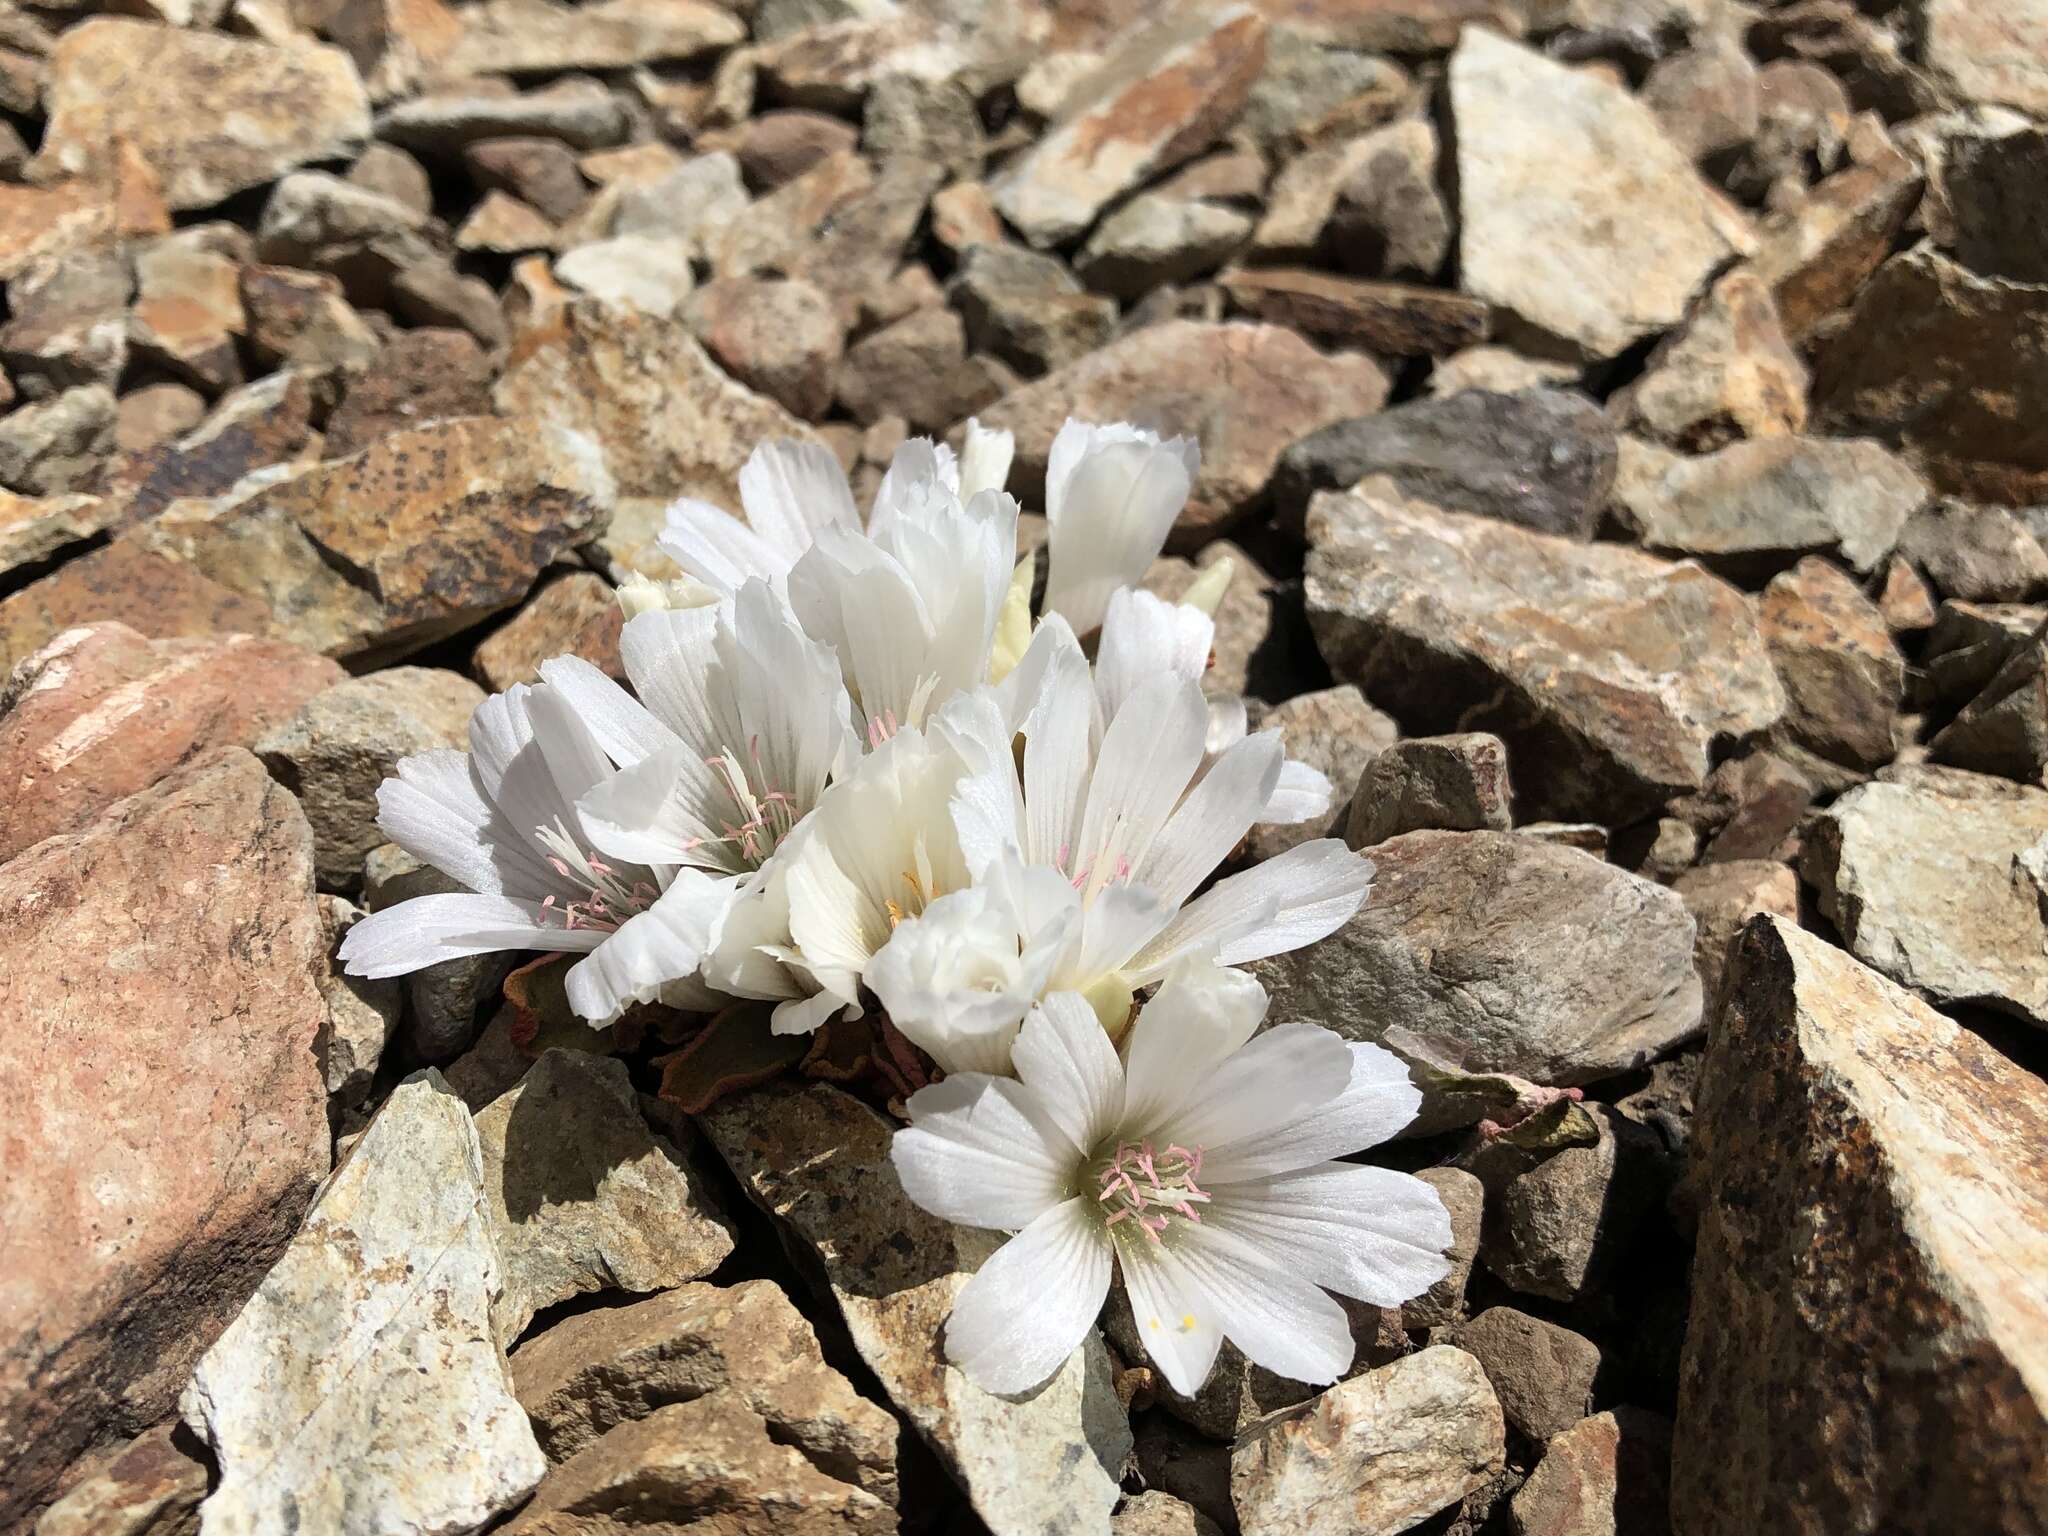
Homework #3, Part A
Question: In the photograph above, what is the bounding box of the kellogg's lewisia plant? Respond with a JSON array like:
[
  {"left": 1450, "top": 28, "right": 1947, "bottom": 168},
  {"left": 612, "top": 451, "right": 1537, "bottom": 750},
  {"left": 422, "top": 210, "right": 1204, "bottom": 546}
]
[{"left": 343, "top": 417, "right": 1449, "bottom": 1397}]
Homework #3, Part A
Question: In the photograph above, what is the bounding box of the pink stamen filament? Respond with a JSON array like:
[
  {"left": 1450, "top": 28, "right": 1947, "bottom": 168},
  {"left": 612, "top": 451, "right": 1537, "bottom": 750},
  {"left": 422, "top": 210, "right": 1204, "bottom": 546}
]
[{"left": 1094, "top": 1139, "right": 1209, "bottom": 1246}]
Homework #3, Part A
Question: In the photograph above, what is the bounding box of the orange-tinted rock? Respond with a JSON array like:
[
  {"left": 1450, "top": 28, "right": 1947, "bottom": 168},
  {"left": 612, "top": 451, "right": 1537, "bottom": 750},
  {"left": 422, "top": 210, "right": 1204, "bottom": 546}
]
[
  {"left": 0, "top": 620, "right": 342, "bottom": 865},
  {"left": 101, "top": 371, "right": 318, "bottom": 530},
  {"left": 0, "top": 536, "right": 276, "bottom": 673},
  {"left": 0, "top": 180, "right": 113, "bottom": 282},
  {"left": 472, "top": 570, "right": 623, "bottom": 690},
  {"left": 0, "top": 749, "right": 330, "bottom": 1529},
  {"left": 0, "top": 488, "right": 114, "bottom": 578},
  {"left": 324, "top": 328, "right": 495, "bottom": 458}
]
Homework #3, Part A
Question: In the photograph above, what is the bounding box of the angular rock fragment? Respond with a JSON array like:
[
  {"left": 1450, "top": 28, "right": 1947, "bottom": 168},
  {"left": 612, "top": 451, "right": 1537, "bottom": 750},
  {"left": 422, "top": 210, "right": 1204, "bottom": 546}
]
[
  {"left": 1672, "top": 859, "right": 1800, "bottom": 1008},
  {"left": 1076, "top": 192, "right": 1253, "bottom": 299},
  {"left": 443, "top": 0, "right": 741, "bottom": 76},
  {"left": 474, "top": 570, "right": 624, "bottom": 691},
  {"left": 1220, "top": 269, "right": 1488, "bottom": 356},
  {"left": 1930, "top": 623, "right": 2048, "bottom": 785},
  {"left": 1459, "top": 1307, "right": 1602, "bottom": 1442},
  {"left": 1919, "top": 0, "right": 2048, "bottom": 115},
  {"left": 30, "top": 1422, "right": 209, "bottom": 1536},
  {"left": 1512, "top": 1408, "right": 1674, "bottom": 1536},
  {"left": 0, "top": 385, "right": 115, "bottom": 496},
  {"left": 1759, "top": 556, "right": 1905, "bottom": 771},
  {"left": 0, "top": 488, "right": 114, "bottom": 579},
  {"left": 1895, "top": 498, "right": 2048, "bottom": 603},
  {"left": 1611, "top": 269, "right": 1809, "bottom": 451},
  {"left": 1346, "top": 733, "right": 1513, "bottom": 848},
  {"left": 0, "top": 537, "right": 279, "bottom": 675},
  {"left": 315, "top": 895, "right": 399, "bottom": 1111}
]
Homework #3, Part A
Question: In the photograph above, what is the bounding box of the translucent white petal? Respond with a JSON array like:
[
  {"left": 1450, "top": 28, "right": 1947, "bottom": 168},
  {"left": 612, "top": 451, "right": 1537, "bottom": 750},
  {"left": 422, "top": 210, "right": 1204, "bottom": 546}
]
[
  {"left": 1119, "top": 1235, "right": 1223, "bottom": 1399},
  {"left": 737, "top": 437, "right": 859, "bottom": 557},
  {"left": 375, "top": 749, "right": 550, "bottom": 900},
  {"left": 1128, "top": 840, "right": 1374, "bottom": 982},
  {"left": 576, "top": 743, "right": 739, "bottom": 872},
  {"left": 1043, "top": 426, "right": 1199, "bottom": 635},
  {"left": 1158, "top": 1021, "right": 1354, "bottom": 1159},
  {"left": 1075, "top": 677, "right": 1209, "bottom": 886},
  {"left": 338, "top": 892, "right": 601, "bottom": 978},
  {"left": 892, "top": 1074, "right": 1076, "bottom": 1229},
  {"left": 871, "top": 437, "right": 959, "bottom": 529},
  {"left": 957, "top": 418, "right": 1016, "bottom": 502},
  {"left": 1261, "top": 758, "right": 1334, "bottom": 826},
  {"left": 562, "top": 868, "right": 733, "bottom": 1024},
  {"left": 1119, "top": 960, "right": 1269, "bottom": 1139},
  {"left": 1011, "top": 993, "right": 1127, "bottom": 1160},
  {"left": 1169, "top": 1220, "right": 1356, "bottom": 1386},
  {"left": 619, "top": 605, "right": 735, "bottom": 756},
  {"left": 944, "top": 1198, "right": 1111, "bottom": 1396},
  {"left": 1018, "top": 632, "right": 1098, "bottom": 870},
  {"left": 1136, "top": 729, "right": 1282, "bottom": 910},
  {"left": 1206, "top": 694, "right": 1249, "bottom": 755},
  {"left": 537, "top": 654, "right": 678, "bottom": 769},
  {"left": 525, "top": 680, "right": 616, "bottom": 811},
  {"left": 1204, "top": 1162, "right": 1453, "bottom": 1307},
  {"left": 657, "top": 497, "right": 788, "bottom": 594},
  {"left": 1200, "top": 1041, "right": 1424, "bottom": 1181},
  {"left": 724, "top": 578, "right": 858, "bottom": 806},
  {"left": 1095, "top": 587, "right": 1212, "bottom": 721},
  {"left": 1059, "top": 880, "right": 1172, "bottom": 987}
]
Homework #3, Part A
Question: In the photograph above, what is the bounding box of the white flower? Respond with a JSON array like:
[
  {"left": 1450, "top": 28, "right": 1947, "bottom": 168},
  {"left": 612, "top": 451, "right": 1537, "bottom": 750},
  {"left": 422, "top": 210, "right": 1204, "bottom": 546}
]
[
  {"left": 338, "top": 681, "right": 729, "bottom": 1024},
  {"left": 890, "top": 973, "right": 1452, "bottom": 1397},
  {"left": 1040, "top": 420, "right": 1200, "bottom": 635}
]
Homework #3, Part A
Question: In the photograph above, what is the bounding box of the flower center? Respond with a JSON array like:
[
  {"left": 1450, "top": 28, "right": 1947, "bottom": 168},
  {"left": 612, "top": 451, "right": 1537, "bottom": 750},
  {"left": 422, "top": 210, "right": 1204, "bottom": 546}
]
[
  {"left": 1092, "top": 1138, "right": 1209, "bottom": 1246},
  {"left": 534, "top": 820, "right": 659, "bottom": 933},
  {"left": 689, "top": 738, "right": 799, "bottom": 871}
]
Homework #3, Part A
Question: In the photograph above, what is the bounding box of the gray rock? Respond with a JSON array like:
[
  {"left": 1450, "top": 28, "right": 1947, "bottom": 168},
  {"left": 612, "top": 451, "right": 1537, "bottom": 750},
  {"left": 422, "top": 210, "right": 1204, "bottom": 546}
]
[
  {"left": 0, "top": 384, "right": 114, "bottom": 495},
  {"left": 948, "top": 242, "right": 1117, "bottom": 378},
  {"left": 440, "top": 0, "right": 740, "bottom": 76},
  {"left": 1405, "top": 1167, "right": 1484, "bottom": 1330},
  {"left": 1115, "top": 1490, "right": 1224, "bottom": 1536},
  {"left": 1802, "top": 767, "right": 2048, "bottom": 1026},
  {"left": 609, "top": 153, "right": 749, "bottom": 249},
  {"left": 181, "top": 1073, "right": 547, "bottom": 1536},
  {"left": 475, "top": 1050, "right": 734, "bottom": 1347},
  {"left": 834, "top": 306, "right": 1001, "bottom": 432},
  {"left": 1459, "top": 1307, "right": 1603, "bottom": 1441},
  {"left": 315, "top": 895, "right": 400, "bottom": 1111},
  {"left": 863, "top": 71, "right": 984, "bottom": 179},
  {"left": 1917, "top": 600, "right": 2047, "bottom": 710},
  {"left": 1231, "top": 1347, "right": 1506, "bottom": 1536},
  {"left": 256, "top": 667, "right": 484, "bottom": 890},
  {"left": 1450, "top": 28, "right": 1743, "bottom": 359},
  {"left": 1075, "top": 193, "right": 1253, "bottom": 300},
  {"left": 1275, "top": 388, "right": 1617, "bottom": 541},
  {"left": 1306, "top": 488, "right": 1785, "bottom": 821},
  {"left": 1346, "top": 733, "right": 1513, "bottom": 848},
  {"left": 555, "top": 235, "right": 697, "bottom": 318},
  {"left": 0, "top": 249, "right": 131, "bottom": 401},
  {"left": 1616, "top": 433, "right": 1927, "bottom": 582},
  {"left": 1675, "top": 915, "right": 2048, "bottom": 1536},
  {"left": 1643, "top": 30, "right": 1760, "bottom": 162},
  {"left": 1919, "top": 0, "right": 2048, "bottom": 115},
  {"left": 377, "top": 82, "right": 631, "bottom": 155},
  {"left": 1896, "top": 499, "right": 2048, "bottom": 603},
  {"left": 697, "top": 1082, "right": 1129, "bottom": 1536},
  {"left": 1930, "top": 622, "right": 2048, "bottom": 784},
  {"left": 686, "top": 274, "right": 843, "bottom": 423},
  {"left": 1253, "top": 117, "right": 1448, "bottom": 280},
  {"left": 255, "top": 170, "right": 437, "bottom": 307},
  {"left": 1759, "top": 556, "right": 1905, "bottom": 771},
  {"left": 1235, "top": 27, "right": 1407, "bottom": 155},
  {"left": 1921, "top": 120, "right": 2048, "bottom": 284},
  {"left": 1253, "top": 830, "right": 1702, "bottom": 1087}
]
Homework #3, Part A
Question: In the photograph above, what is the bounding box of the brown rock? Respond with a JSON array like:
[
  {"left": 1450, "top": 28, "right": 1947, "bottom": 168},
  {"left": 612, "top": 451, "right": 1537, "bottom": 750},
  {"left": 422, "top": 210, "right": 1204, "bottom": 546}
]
[
  {"left": 30, "top": 1421, "right": 208, "bottom": 1536},
  {"left": 1246, "top": 682, "right": 1400, "bottom": 859},
  {"left": 0, "top": 488, "right": 115, "bottom": 579},
  {"left": 1346, "top": 732, "right": 1513, "bottom": 848},
  {"left": 0, "top": 179, "right": 115, "bottom": 282},
  {"left": 686, "top": 275, "right": 844, "bottom": 421},
  {"left": 348, "top": 142, "right": 434, "bottom": 214},
  {"left": 1896, "top": 498, "right": 2048, "bottom": 603},
  {"left": 474, "top": 571, "right": 624, "bottom": 690},
  {"left": 1673, "top": 751, "right": 1815, "bottom": 865},
  {"left": 0, "top": 537, "right": 277, "bottom": 675},
  {"left": 949, "top": 242, "right": 1118, "bottom": 378},
  {"left": 1512, "top": 1408, "right": 1673, "bottom": 1536},
  {"left": 1405, "top": 1167, "right": 1484, "bottom": 1330},
  {"left": 930, "top": 179, "right": 1007, "bottom": 255},
  {"left": 1459, "top": 1308, "right": 1603, "bottom": 1442},
  {"left": 1759, "top": 556, "right": 1905, "bottom": 771},
  {"left": 441, "top": 0, "right": 742, "bottom": 76},
  {"left": 1221, "top": 268, "right": 1488, "bottom": 355},
  {"left": 1930, "top": 623, "right": 2048, "bottom": 785},
  {"left": 114, "top": 384, "right": 208, "bottom": 457},
  {"left": 456, "top": 190, "right": 556, "bottom": 255},
  {"left": 1750, "top": 129, "right": 1920, "bottom": 345},
  {"left": 0, "top": 749, "right": 330, "bottom": 1530},
  {"left": 392, "top": 257, "right": 509, "bottom": 349},
  {"left": 1921, "top": 0, "right": 2048, "bottom": 115},
  {"left": 0, "top": 385, "right": 115, "bottom": 497},
  {"left": 0, "top": 621, "right": 342, "bottom": 866},
  {"left": 1251, "top": 0, "right": 1523, "bottom": 51},
  {"left": 1671, "top": 859, "right": 1800, "bottom": 1010},
  {"left": 33, "top": 20, "right": 370, "bottom": 211},
  {"left": 1611, "top": 269, "right": 1809, "bottom": 451},
  {"left": 1675, "top": 916, "right": 2048, "bottom": 1536},
  {"left": 464, "top": 136, "right": 590, "bottom": 225},
  {"left": 1115, "top": 1490, "right": 1224, "bottom": 1536},
  {"left": 324, "top": 328, "right": 495, "bottom": 457},
  {"left": 1877, "top": 554, "right": 1939, "bottom": 633},
  {"left": 979, "top": 320, "right": 1389, "bottom": 547},
  {"left": 0, "top": 249, "right": 131, "bottom": 402},
  {"left": 730, "top": 109, "right": 860, "bottom": 190},
  {"left": 101, "top": 371, "right": 318, "bottom": 530},
  {"left": 238, "top": 264, "right": 380, "bottom": 372},
  {"left": 1253, "top": 118, "right": 1448, "bottom": 281}
]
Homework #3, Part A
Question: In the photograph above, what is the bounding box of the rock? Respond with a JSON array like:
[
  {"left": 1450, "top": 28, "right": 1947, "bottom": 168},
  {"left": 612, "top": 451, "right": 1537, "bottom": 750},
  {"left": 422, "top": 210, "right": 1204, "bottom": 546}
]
[
  {"left": 1877, "top": 554, "right": 1940, "bottom": 634},
  {"left": 1919, "top": 120, "right": 2048, "bottom": 285},
  {"left": 0, "top": 488, "right": 115, "bottom": 579},
  {"left": 1802, "top": 767, "right": 2048, "bottom": 1026},
  {"left": 239, "top": 265, "right": 380, "bottom": 373},
  {"left": 0, "top": 180, "right": 116, "bottom": 283},
  {"left": 1, "top": 249, "right": 131, "bottom": 402},
  {"left": 33, "top": 20, "right": 369, "bottom": 211},
  {"left": 1814, "top": 245, "right": 2048, "bottom": 505},
  {"left": 1246, "top": 683, "right": 1400, "bottom": 860},
  {"left": 0, "top": 621, "right": 342, "bottom": 866},
  {"left": 786, "top": 160, "right": 945, "bottom": 331},
  {"left": 1428, "top": 345, "right": 1581, "bottom": 398},
  {"left": 1920, "top": 0, "right": 2048, "bottom": 115},
  {"left": 930, "top": 179, "right": 1008, "bottom": 256},
  {"left": 0, "top": 385, "right": 115, "bottom": 496},
  {"left": 324, "top": 329, "right": 495, "bottom": 457},
  {"left": 0, "top": 537, "right": 281, "bottom": 675},
  {"left": 315, "top": 895, "right": 399, "bottom": 1111},
  {"left": 1610, "top": 269, "right": 1809, "bottom": 452},
  {"left": 1615, "top": 814, "right": 1702, "bottom": 884},
  {"left": 474, "top": 1050, "right": 733, "bottom": 1347},
  {"left": 1346, "top": 733, "right": 1513, "bottom": 848},
  {"left": 378, "top": 81, "right": 631, "bottom": 157},
  {"left": 1450, "top": 28, "right": 1743, "bottom": 360},
  {"left": 949, "top": 243, "right": 1117, "bottom": 378},
  {"left": 350, "top": 142, "right": 435, "bottom": 215},
  {"left": 239, "top": 416, "right": 613, "bottom": 660},
  {"left": 466, "top": 137, "right": 590, "bottom": 226},
  {"left": 863, "top": 71, "right": 984, "bottom": 179},
  {"left": 1919, "top": 600, "right": 2046, "bottom": 710},
  {"left": 182, "top": 1072, "right": 547, "bottom": 1536},
  {"left": 31, "top": 1422, "right": 209, "bottom": 1536},
  {"left": 1616, "top": 434, "right": 1926, "bottom": 582},
  {"left": 686, "top": 275, "right": 842, "bottom": 421},
  {"left": 1405, "top": 1167, "right": 1485, "bottom": 1330},
  {"left": 442, "top": 0, "right": 741, "bottom": 75},
  {"left": 1252, "top": 117, "right": 1449, "bottom": 280},
  {"left": 1760, "top": 556, "right": 1904, "bottom": 772},
  {"left": 105, "top": 370, "right": 318, "bottom": 528},
  {"left": 0, "top": 750, "right": 330, "bottom": 1529},
  {"left": 503, "top": 1394, "right": 891, "bottom": 1536},
  {"left": 730, "top": 109, "right": 861, "bottom": 189},
  {"left": 1643, "top": 31, "right": 1760, "bottom": 162},
  {"left": 392, "top": 257, "right": 508, "bottom": 349},
  {"left": 1221, "top": 269, "right": 1490, "bottom": 356},
  {"left": 1459, "top": 1308, "right": 1603, "bottom": 1442},
  {"left": 512, "top": 1278, "right": 897, "bottom": 1501},
  {"left": 1474, "top": 1103, "right": 1666, "bottom": 1303},
  {"left": 1235, "top": 25, "right": 1408, "bottom": 153},
  {"left": 1253, "top": 831, "right": 1701, "bottom": 1087},
  {"left": 554, "top": 235, "right": 696, "bottom": 318},
  {"left": 255, "top": 171, "right": 436, "bottom": 306},
  {"left": 834, "top": 306, "right": 998, "bottom": 432},
  {"left": 1930, "top": 623, "right": 2048, "bottom": 785},
  {"left": 457, "top": 191, "right": 556, "bottom": 255},
  {"left": 129, "top": 229, "right": 246, "bottom": 394},
  {"left": 474, "top": 571, "right": 624, "bottom": 691},
  {"left": 1511, "top": 1408, "right": 1674, "bottom": 1536},
  {"left": 993, "top": 3, "right": 1268, "bottom": 247},
  {"left": 254, "top": 666, "right": 484, "bottom": 889},
  {"left": 1306, "top": 488, "right": 1785, "bottom": 820},
  {"left": 1672, "top": 751, "right": 1815, "bottom": 865},
  {"left": 1276, "top": 388, "right": 1616, "bottom": 542},
  {"left": 1230, "top": 1347, "right": 1506, "bottom": 1536},
  {"left": 1896, "top": 499, "right": 2048, "bottom": 603},
  {"left": 1671, "top": 859, "right": 1800, "bottom": 1009},
  {"left": 697, "top": 1081, "right": 1129, "bottom": 1536},
  {"left": 979, "top": 320, "right": 1389, "bottom": 548},
  {"left": 1750, "top": 129, "right": 1921, "bottom": 345},
  {"left": 606, "top": 152, "right": 749, "bottom": 249},
  {"left": 494, "top": 301, "right": 815, "bottom": 577},
  {"left": 706, "top": 147, "right": 872, "bottom": 282},
  {"left": 1075, "top": 193, "right": 1253, "bottom": 300},
  {"left": 1675, "top": 915, "right": 2048, "bottom": 1534},
  {"left": 1115, "top": 1491, "right": 1223, "bottom": 1536}
]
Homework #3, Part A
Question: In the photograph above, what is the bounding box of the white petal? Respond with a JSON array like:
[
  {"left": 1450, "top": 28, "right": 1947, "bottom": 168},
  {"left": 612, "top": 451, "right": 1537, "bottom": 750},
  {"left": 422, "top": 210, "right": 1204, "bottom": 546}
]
[
  {"left": 1060, "top": 879, "right": 1171, "bottom": 986},
  {"left": 537, "top": 654, "right": 678, "bottom": 768},
  {"left": 1119, "top": 1235, "right": 1223, "bottom": 1398},
  {"left": 1018, "top": 632, "right": 1097, "bottom": 870},
  {"left": 1119, "top": 960, "right": 1269, "bottom": 1139},
  {"left": 576, "top": 744, "right": 738, "bottom": 871},
  {"left": 339, "top": 892, "right": 600, "bottom": 978},
  {"left": 1261, "top": 758, "right": 1334, "bottom": 825},
  {"left": 738, "top": 437, "right": 859, "bottom": 557},
  {"left": 944, "top": 1198, "right": 1111, "bottom": 1396},
  {"left": 657, "top": 497, "right": 788, "bottom": 594},
  {"left": 1043, "top": 427, "right": 1199, "bottom": 634},
  {"left": 1206, "top": 694, "right": 1248, "bottom": 755},
  {"left": 1205, "top": 1162, "right": 1453, "bottom": 1307},
  {"left": 1075, "top": 677, "right": 1209, "bottom": 886},
  {"left": 1201, "top": 1041, "right": 1424, "bottom": 1182},
  {"left": 1136, "top": 729, "right": 1282, "bottom": 910},
  {"left": 725, "top": 578, "right": 857, "bottom": 804},
  {"left": 1095, "top": 587, "right": 1212, "bottom": 721},
  {"left": 1170, "top": 1220, "right": 1356, "bottom": 1386},
  {"left": 1128, "top": 839, "right": 1373, "bottom": 983},
  {"left": 871, "top": 436, "right": 959, "bottom": 528},
  {"left": 1160, "top": 1021, "right": 1354, "bottom": 1159},
  {"left": 375, "top": 749, "right": 549, "bottom": 900},
  {"left": 1012, "top": 993, "right": 1126, "bottom": 1160},
  {"left": 525, "top": 679, "right": 616, "bottom": 810},
  {"left": 563, "top": 868, "right": 733, "bottom": 1023},
  {"left": 619, "top": 604, "right": 736, "bottom": 755},
  {"left": 957, "top": 419, "right": 1016, "bottom": 502},
  {"left": 892, "top": 1074, "right": 1076, "bottom": 1230}
]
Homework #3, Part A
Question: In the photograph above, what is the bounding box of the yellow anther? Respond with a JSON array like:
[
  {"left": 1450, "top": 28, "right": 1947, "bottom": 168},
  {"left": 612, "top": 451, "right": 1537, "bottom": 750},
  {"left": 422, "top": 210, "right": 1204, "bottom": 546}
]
[
  {"left": 1148, "top": 1317, "right": 1160, "bottom": 1330},
  {"left": 1180, "top": 1314, "right": 1196, "bottom": 1330}
]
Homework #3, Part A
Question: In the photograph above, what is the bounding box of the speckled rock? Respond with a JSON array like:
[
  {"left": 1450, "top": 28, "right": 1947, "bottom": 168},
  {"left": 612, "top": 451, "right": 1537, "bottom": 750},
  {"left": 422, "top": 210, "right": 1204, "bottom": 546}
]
[
  {"left": 1459, "top": 1308, "right": 1603, "bottom": 1442},
  {"left": 1611, "top": 269, "right": 1809, "bottom": 451},
  {"left": 1512, "top": 1409, "right": 1674, "bottom": 1536},
  {"left": 1760, "top": 556, "right": 1905, "bottom": 772},
  {"left": 31, "top": 1422, "right": 209, "bottom": 1536},
  {"left": 473, "top": 570, "right": 624, "bottom": 691}
]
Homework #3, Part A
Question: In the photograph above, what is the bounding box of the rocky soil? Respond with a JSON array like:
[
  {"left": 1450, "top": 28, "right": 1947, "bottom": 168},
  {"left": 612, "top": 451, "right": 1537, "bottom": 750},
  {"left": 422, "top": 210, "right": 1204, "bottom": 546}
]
[{"left": 3, "top": 0, "right": 2046, "bottom": 1533}]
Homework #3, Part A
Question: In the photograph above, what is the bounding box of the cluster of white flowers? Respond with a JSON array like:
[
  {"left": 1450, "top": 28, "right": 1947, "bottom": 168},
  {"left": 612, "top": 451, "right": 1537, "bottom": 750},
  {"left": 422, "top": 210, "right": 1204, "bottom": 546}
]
[{"left": 343, "top": 419, "right": 1449, "bottom": 1397}]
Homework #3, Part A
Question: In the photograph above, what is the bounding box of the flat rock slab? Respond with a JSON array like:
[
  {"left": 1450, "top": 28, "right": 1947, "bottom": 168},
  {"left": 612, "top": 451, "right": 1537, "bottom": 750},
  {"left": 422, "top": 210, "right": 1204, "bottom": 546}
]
[
  {"left": 443, "top": 0, "right": 743, "bottom": 76},
  {"left": 0, "top": 620, "right": 341, "bottom": 865},
  {"left": 0, "top": 750, "right": 330, "bottom": 1530},
  {"left": 977, "top": 320, "right": 1389, "bottom": 549},
  {"left": 1450, "top": 27, "right": 1742, "bottom": 360},
  {"left": 1922, "top": 0, "right": 2048, "bottom": 115},
  {"left": 183, "top": 1072, "right": 547, "bottom": 1536},
  {"left": 475, "top": 1050, "right": 733, "bottom": 1347},
  {"left": 1675, "top": 916, "right": 2048, "bottom": 1535},
  {"left": 1305, "top": 487, "right": 1785, "bottom": 821},
  {"left": 697, "top": 1081, "right": 1129, "bottom": 1536},
  {"left": 1253, "top": 830, "right": 1702, "bottom": 1090},
  {"left": 32, "top": 20, "right": 370, "bottom": 212},
  {"left": 1802, "top": 767, "right": 2048, "bottom": 1027}
]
